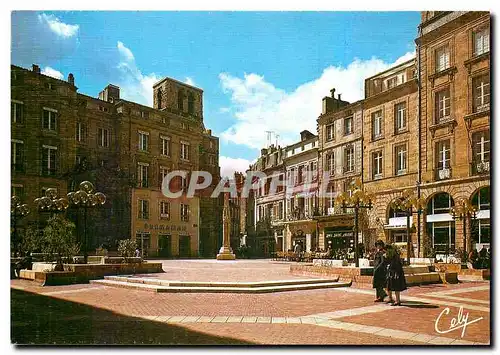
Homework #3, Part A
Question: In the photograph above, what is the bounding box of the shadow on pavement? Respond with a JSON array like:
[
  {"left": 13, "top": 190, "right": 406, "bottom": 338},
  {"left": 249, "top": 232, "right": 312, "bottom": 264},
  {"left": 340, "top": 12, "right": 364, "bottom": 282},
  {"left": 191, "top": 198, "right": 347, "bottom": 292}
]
[
  {"left": 401, "top": 300, "right": 440, "bottom": 309},
  {"left": 11, "top": 289, "right": 254, "bottom": 345}
]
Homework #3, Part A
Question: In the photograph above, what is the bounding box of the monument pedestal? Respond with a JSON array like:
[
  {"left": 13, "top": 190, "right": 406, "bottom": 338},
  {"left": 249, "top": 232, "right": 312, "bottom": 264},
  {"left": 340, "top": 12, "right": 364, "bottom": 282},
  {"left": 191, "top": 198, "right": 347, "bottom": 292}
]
[{"left": 216, "top": 246, "right": 235, "bottom": 260}]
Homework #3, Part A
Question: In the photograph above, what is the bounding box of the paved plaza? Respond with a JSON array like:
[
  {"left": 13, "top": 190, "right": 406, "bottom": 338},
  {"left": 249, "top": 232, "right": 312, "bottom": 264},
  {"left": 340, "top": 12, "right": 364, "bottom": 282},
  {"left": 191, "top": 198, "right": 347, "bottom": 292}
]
[{"left": 11, "top": 260, "right": 490, "bottom": 345}]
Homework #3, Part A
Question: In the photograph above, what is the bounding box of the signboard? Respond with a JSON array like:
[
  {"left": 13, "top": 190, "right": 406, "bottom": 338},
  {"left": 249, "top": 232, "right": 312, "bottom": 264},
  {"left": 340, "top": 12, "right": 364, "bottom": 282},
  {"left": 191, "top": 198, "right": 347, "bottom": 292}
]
[{"left": 143, "top": 223, "right": 187, "bottom": 232}]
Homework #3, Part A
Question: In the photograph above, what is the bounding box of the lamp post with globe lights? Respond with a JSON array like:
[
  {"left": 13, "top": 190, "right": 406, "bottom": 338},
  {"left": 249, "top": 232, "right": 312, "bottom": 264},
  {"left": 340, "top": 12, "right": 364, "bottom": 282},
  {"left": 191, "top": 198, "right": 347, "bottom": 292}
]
[
  {"left": 11, "top": 196, "right": 30, "bottom": 257},
  {"left": 450, "top": 198, "right": 478, "bottom": 256},
  {"left": 67, "top": 181, "right": 106, "bottom": 264},
  {"left": 389, "top": 189, "right": 426, "bottom": 265},
  {"left": 335, "top": 178, "right": 375, "bottom": 267}
]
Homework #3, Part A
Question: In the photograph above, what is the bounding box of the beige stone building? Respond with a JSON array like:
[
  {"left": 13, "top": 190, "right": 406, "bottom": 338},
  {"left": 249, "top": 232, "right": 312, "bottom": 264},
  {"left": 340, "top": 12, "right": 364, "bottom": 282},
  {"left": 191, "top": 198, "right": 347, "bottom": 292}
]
[
  {"left": 362, "top": 59, "right": 419, "bottom": 250},
  {"left": 11, "top": 64, "right": 221, "bottom": 257},
  {"left": 316, "top": 90, "right": 364, "bottom": 252},
  {"left": 280, "top": 130, "right": 319, "bottom": 252},
  {"left": 416, "top": 11, "right": 490, "bottom": 255}
]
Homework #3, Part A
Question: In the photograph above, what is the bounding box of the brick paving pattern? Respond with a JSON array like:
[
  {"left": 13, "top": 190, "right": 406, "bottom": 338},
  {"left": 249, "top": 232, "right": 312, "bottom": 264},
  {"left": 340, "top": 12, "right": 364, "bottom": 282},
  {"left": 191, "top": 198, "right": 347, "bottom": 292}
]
[{"left": 11, "top": 259, "right": 491, "bottom": 345}]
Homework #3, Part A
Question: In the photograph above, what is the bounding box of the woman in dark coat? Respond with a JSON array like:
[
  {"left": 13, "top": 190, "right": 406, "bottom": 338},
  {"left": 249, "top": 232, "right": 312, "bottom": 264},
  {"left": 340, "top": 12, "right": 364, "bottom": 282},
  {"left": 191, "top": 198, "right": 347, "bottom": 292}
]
[
  {"left": 372, "top": 240, "right": 387, "bottom": 302},
  {"left": 385, "top": 245, "right": 407, "bottom": 306}
]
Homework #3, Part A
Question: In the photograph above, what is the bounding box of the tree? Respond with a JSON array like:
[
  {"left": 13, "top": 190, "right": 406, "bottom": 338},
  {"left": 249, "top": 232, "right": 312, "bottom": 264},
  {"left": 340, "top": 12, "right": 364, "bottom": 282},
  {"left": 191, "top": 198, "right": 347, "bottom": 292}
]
[
  {"left": 41, "top": 215, "right": 79, "bottom": 268},
  {"left": 20, "top": 225, "right": 40, "bottom": 256},
  {"left": 118, "top": 239, "right": 137, "bottom": 263}
]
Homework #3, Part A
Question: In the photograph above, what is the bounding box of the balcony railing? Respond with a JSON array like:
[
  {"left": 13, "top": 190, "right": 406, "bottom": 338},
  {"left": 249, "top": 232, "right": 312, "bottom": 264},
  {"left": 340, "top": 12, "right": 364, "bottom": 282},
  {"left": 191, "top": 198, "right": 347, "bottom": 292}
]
[
  {"left": 471, "top": 160, "right": 490, "bottom": 175},
  {"left": 436, "top": 167, "right": 451, "bottom": 181}
]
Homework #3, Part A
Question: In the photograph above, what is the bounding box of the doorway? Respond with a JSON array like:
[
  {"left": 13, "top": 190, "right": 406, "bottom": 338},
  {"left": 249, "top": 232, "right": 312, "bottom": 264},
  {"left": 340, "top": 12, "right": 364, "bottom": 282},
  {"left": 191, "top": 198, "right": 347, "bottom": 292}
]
[
  {"left": 179, "top": 235, "right": 191, "bottom": 257},
  {"left": 158, "top": 234, "right": 171, "bottom": 258}
]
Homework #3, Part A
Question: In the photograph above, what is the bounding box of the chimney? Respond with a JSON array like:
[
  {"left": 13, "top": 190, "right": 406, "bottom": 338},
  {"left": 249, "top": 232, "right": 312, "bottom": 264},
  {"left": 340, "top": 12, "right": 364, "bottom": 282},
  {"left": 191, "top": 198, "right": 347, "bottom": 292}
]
[
  {"left": 330, "top": 88, "right": 336, "bottom": 98},
  {"left": 338, "top": 93, "right": 342, "bottom": 101},
  {"left": 261, "top": 148, "right": 268, "bottom": 156},
  {"left": 68, "top": 73, "right": 75, "bottom": 86},
  {"left": 32, "top": 64, "right": 40, "bottom": 74},
  {"left": 207, "top": 129, "right": 212, "bottom": 135}
]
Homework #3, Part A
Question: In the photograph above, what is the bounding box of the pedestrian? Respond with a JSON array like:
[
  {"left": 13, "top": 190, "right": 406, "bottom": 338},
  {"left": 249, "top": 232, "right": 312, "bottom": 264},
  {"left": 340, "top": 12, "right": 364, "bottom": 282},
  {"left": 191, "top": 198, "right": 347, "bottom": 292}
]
[
  {"left": 385, "top": 244, "right": 407, "bottom": 306},
  {"left": 372, "top": 240, "right": 387, "bottom": 302},
  {"left": 135, "top": 248, "right": 141, "bottom": 258}
]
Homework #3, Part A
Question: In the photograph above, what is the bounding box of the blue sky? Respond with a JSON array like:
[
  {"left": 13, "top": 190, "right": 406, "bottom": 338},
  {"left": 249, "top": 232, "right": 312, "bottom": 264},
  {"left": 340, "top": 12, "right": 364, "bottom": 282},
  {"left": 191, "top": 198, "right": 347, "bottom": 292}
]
[{"left": 11, "top": 11, "right": 420, "bottom": 176}]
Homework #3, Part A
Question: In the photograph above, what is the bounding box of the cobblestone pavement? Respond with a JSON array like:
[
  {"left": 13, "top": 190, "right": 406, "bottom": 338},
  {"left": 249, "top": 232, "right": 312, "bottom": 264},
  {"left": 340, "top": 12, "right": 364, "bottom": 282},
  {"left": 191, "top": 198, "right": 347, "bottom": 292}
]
[{"left": 11, "top": 259, "right": 491, "bottom": 345}]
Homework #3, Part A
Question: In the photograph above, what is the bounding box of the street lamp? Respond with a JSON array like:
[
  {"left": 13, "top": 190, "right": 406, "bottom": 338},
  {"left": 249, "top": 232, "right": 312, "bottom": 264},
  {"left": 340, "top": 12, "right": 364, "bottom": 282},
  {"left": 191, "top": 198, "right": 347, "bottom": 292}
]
[
  {"left": 11, "top": 196, "right": 30, "bottom": 257},
  {"left": 67, "top": 181, "right": 106, "bottom": 264},
  {"left": 34, "top": 188, "right": 69, "bottom": 215},
  {"left": 450, "top": 198, "right": 478, "bottom": 256},
  {"left": 335, "top": 178, "right": 375, "bottom": 267},
  {"left": 389, "top": 189, "right": 425, "bottom": 265}
]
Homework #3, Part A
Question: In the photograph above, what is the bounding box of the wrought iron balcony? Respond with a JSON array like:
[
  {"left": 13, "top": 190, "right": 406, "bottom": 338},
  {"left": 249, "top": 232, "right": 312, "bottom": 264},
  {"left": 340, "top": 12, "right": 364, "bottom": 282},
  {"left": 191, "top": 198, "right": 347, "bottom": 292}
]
[
  {"left": 471, "top": 160, "right": 490, "bottom": 175},
  {"left": 435, "top": 167, "right": 451, "bottom": 181}
]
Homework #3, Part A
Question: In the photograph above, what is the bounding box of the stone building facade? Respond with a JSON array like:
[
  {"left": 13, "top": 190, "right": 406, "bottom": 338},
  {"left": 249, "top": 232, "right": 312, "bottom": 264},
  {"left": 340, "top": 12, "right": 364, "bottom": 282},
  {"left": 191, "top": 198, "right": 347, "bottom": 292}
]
[
  {"left": 11, "top": 64, "right": 221, "bottom": 257},
  {"left": 416, "top": 11, "right": 490, "bottom": 255},
  {"left": 316, "top": 90, "right": 364, "bottom": 252},
  {"left": 280, "top": 130, "right": 319, "bottom": 252},
  {"left": 362, "top": 59, "right": 419, "bottom": 252},
  {"left": 250, "top": 144, "right": 286, "bottom": 256}
]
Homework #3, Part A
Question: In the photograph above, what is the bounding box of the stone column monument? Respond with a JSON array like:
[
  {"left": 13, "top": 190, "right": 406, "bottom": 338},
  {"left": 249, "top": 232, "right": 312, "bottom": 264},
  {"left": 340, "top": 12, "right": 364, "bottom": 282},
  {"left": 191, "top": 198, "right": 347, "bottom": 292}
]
[{"left": 216, "top": 192, "right": 236, "bottom": 260}]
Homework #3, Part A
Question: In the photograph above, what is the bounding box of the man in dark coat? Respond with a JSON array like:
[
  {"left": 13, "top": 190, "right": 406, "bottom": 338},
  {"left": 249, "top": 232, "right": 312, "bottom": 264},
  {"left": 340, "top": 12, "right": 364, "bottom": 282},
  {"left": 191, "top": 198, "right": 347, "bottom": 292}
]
[{"left": 373, "top": 240, "right": 387, "bottom": 302}]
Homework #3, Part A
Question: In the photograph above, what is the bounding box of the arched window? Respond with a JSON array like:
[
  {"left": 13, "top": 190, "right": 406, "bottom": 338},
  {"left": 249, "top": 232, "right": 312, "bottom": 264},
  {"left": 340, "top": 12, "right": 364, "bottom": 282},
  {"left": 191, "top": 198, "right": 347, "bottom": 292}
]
[
  {"left": 188, "top": 92, "right": 195, "bottom": 115},
  {"left": 426, "top": 193, "right": 455, "bottom": 254},
  {"left": 471, "top": 186, "right": 490, "bottom": 247},
  {"left": 156, "top": 88, "right": 162, "bottom": 109},
  {"left": 178, "top": 90, "right": 185, "bottom": 112}
]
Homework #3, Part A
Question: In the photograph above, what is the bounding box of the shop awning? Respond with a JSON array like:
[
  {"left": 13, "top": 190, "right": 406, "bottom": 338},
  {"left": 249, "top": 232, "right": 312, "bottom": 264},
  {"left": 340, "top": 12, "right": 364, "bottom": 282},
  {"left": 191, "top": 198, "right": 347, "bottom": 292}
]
[{"left": 384, "top": 216, "right": 413, "bottom": 230}]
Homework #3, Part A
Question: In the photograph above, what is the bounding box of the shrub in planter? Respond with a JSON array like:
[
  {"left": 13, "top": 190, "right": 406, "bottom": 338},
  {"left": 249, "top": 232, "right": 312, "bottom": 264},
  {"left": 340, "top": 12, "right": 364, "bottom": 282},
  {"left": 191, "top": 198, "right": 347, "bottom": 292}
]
[
  {"left": 118, "top": 239, "right": 137, "bottom": 263},
  {"left": 40, "top": 215, "right": 80, "bottom": 270}
]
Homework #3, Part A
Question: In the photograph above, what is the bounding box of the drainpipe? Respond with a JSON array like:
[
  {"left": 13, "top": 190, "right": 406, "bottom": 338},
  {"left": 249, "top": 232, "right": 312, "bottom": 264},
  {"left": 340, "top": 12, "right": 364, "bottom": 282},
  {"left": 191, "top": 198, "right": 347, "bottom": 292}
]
[{"left": 416, "top": 25, "right": 423, "bottom": 258}]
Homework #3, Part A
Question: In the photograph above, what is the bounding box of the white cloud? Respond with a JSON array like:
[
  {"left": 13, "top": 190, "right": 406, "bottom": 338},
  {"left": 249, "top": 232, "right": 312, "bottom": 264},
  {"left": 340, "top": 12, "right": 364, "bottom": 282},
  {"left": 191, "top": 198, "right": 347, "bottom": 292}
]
[
  {"left": 37, "top": 13, "right": 79, "bottom": 38},
  {"left": 219, "top": 107, "right": 231, "bottom": 113},
  {"left": 185, "top": 77, "right": 196, "bottom": 86},
  {"left": 219, "top": 156, "right": 255, "bottom": 179},
  {"left": 219, "top": 51, "right": 415, "bottom": 150},
  {"left": 115, "top": 41, "right": 160, "bottom": 107},
  {"left": 41, "top": 66, "right": 64, "bottom": 80}
]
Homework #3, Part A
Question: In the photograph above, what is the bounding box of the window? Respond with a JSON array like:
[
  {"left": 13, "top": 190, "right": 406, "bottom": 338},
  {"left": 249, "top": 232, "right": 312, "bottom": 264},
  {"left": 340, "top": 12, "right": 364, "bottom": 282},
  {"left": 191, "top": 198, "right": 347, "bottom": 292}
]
[
  {"left": 135, "top": 232, "right": 151, "bottom": 254},
  {"left": 76, "top": 122, "right": 86, "bottom": 142},
  {"left": 159, "top": 166, "right": 169, "bottom": 186},
  {"left": 159, "top": 201, "right": 170, "bottom": 220},
  {"left": 209, "top": 141, "right": 214, "bottom": 149},
  {"left": 208, "top": 155, "right": 216, "bottom": 165},
  {"left": 178, "top": 90, "right": 185, "bottom": 111},
  {"left": 140, "top": 111, "right": 149, "bottom": 119},
  {"left": 326, "top": 152, "right": 335, "bottom": 174},
  {"left": 472, "top": 131, "right": 490, "bottom": 164},
  {"left": 436, "top": 140, "right": 451, "bottom": 170},
  {"left": 473, "top": 28, "right": 490, "bottom": 56},
  {"left": 326, "top": 184, "right": 335, "bottom": 211},
  {"left": 394, "top": 102, "right": 407, "bottom": 132},
  {"left": 42, "top": 145, "right": 57, "bottom": 176},
  {"left": 473, "top": 74, "right": 490, "bottom": 113},
  {"left": 435, "top": 45, "right": 450, "bottom": 72},
  {"left": 372, "top": 110, "right": 383, "bottom": 139},
  {"left": 344, "top": 117, "right": 353, "bottom": 135},
  {"left": 180, "top": 142, "right": 190, "bottom": 161},
  {"left": 138, "top": 131, "right": 149, "bottom": 151},
  {"left": 98, "top": 128, "right": 110, "bottom": 147},
  {"left": 11, "top": 140, "right": 24, "bottom": 172},
  {"left": 181, "top": 175, "right": 188, "bottom": 191},
  {"left": 188, "top": 93, "right": 195, "bottom": 115},
  {"left": 42, "top": 108, "right": 57, "bottom": 131},
  {"left": 181, "top": 204, "right": 189, "bottom": 222},
  {"left": 395, "top": 144, "right": 407, "bottom": 175},
  {"left": 326, "top": 123, "right": 335, "bottom": 141},
  {"left": 137, "top": 163, "right": 149, "bottom": 188},
  {"left": 11, "top": 101, "right": 23, "bottom": 124},
  {"left": 372, "top": 151, "right": 383, "bottom": 179},
  {"left": 160, "top": 135, "right": 170, "bottom": 156},
  {"left": 138, "top": 200, "right": 149, "bottom": 219},
  {"left": 278, "top": 201, "right": 284, "bottom": 220},
  {"left": 386, "top": 76, "right": 398, "bottom": 89},
  {"left": 344, "top": 146, "right": 354, "bottom": 173},
  {"left": 435, "top": 89, "right": 451, "bottom": 122}
]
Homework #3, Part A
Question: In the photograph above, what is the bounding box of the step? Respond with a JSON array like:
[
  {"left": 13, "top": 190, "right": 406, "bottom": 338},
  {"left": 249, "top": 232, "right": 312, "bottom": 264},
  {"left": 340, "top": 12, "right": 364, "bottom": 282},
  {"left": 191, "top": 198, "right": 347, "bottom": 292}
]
[
  {"left": 90, "top": 279, "right": 351, "bottom": 293},
  {"left": 102, "top": 275, "right": 339, "bottom": 288},
  {"left": 403, "top": 266, "right": 431, "bottom": 274}
]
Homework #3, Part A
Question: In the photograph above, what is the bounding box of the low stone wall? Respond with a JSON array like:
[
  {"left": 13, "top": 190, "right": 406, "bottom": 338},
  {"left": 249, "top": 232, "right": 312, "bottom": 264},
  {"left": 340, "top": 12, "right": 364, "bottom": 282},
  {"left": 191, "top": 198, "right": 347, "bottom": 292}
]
[
  {"left": 19, "top": 262, "right": 164, "bottom": 286},
  {"left": 458, "top": 268, "right": 490, "bottom": 281},
  {"left": 434, "top": 263, "right": 464, "bottom": 273}
]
